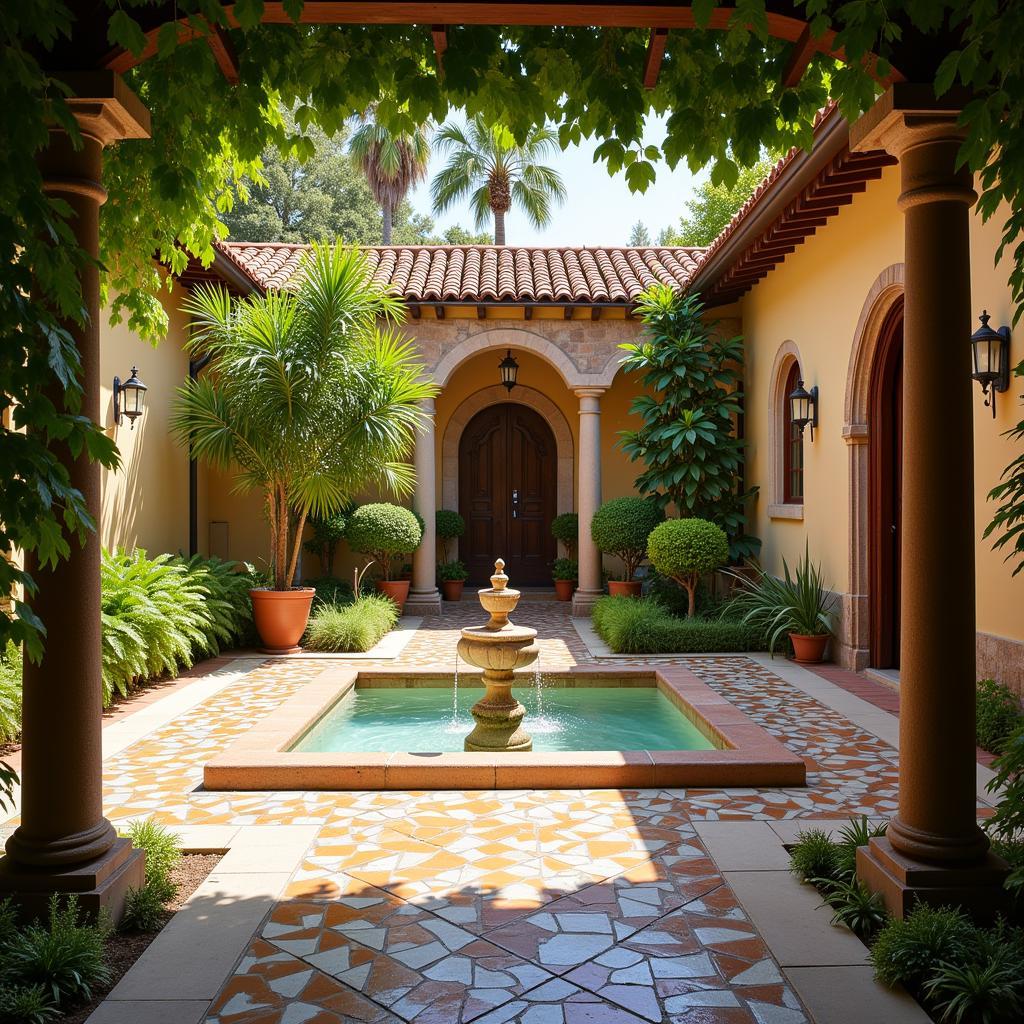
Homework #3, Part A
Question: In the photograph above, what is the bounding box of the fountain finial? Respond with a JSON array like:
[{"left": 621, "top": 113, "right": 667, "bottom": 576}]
[{"left": 490, "top": 559, "right": 508, "bottom": 591}]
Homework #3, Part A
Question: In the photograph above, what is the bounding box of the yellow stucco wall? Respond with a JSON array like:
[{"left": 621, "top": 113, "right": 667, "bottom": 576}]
[
  {"left": 736, "top": 163, "right": 1024, "bottom": 666},
  {"left": 99, "top": 286, "right": 191, "bottom": 556}
]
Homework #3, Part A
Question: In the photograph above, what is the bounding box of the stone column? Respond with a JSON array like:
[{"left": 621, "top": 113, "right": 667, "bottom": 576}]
[
  {"left": 850, "top": 85, "right": 1006, "bottom": 917},
  {"left": 0, "top": 73, "right": 149, "bottom": 919},
  {"left": 572, "top": 387, "right": 605, "bottom": 615},
  {"left": 408, "top": 397, "right": 441, "bottom": 615}
]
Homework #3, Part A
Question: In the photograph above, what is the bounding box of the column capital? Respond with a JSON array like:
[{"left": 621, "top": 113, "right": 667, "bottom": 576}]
[
  {"left": 420, "top": 395, "right": 436, "bottom": 416},
  {"left": 52, "top": 71, "right": 150, "bottom": 146},
  {"left": 850, "top": 83, "right": 971, "bottom": 160}
]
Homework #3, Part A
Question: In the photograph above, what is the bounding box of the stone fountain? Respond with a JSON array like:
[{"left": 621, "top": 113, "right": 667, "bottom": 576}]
[{"left": 458, "top": 559, "right": 539, "bottom": 752}]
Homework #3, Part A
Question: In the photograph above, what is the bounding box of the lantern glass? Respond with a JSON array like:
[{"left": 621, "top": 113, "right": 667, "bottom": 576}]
[
  {"left": 117, "top": 366, "right": 148, "bottom": 428},
  {"left": 499, "top": 349, "right": 519, "bottom": 392},
  {"left": 970, "top": 312, "right": 1001, "bottom": 385},
  {"left": 789, "top": 379, "right": 810, "bottom": 428}
]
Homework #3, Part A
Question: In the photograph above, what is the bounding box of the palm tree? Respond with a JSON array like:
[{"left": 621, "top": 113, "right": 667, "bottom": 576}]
[
  {"left": 349, "top": 112, "right": 431, "bottom": 244},
  {"left": 172, "top": 242, "right": 436, "bottom": 589},
  {"left": 430, "top": 116, "right": 566, "bottom": 244}
]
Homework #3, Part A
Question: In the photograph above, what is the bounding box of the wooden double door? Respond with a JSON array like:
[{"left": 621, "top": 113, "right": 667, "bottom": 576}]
[{"left": 459, "top": 403, "right": 558, "bottom": 586}]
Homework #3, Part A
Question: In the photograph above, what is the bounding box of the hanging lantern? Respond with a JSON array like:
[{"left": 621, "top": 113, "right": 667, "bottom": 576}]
[
  {"left": 113, "top": 366, "right": 148, "bottom": 429},
  {"left": 499, "top": 349, "right": 519, "bottom": 392},
  {"left": 969, "top": 310, "right": 1011, "bottom": 418},
  {"left": 788, "top": 378, "right": 819, "bottom": 441}
]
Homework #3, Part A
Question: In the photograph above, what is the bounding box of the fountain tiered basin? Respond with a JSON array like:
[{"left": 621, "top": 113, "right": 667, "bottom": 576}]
[{"left": 204, "top": 554, "right": 806, "bottom": 791}]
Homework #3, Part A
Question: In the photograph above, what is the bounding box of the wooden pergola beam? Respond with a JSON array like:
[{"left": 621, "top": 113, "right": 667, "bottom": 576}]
[
  {"left": 206, "top": 23, "right": 239, "bottom": 84},
  {"left": 643, "top": 28, "right": 668, "bottom": 90},
  {"left": 781, "top": 24, "right": 817, "bottom": 89}
]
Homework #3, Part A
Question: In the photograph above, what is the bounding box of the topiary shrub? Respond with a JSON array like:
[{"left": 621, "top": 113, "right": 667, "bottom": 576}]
[
  {"left": 646, "top": 518, "right": 729, "bottom": 616},
  {"left": 551, "top": 513, "right": 579, "bottom": 558},
  {"left": 976, "top": 678, "right": 1022, "bottom": 754},
  {"left": 870, "top": 905, "right": 974, "bottom": 989},
  {"left": 303, "top": 510, "right": 349, "bottom": 576},
  {"left": 435, "top": 510, "right": 466, "bottom": 563},
  {"left": 346, "top": 503, "right": 423, "bottom": 581},
  {"left": 590, "top": 497, "right": 664, "bottom": 581},
  {"left": 305, "top": 595, "right": 399, "bottom": 652}
]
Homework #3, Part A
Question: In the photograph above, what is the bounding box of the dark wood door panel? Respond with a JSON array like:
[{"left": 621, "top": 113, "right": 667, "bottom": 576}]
[{"left": 459, "top": 403, "right": 557, "bottom": 586}]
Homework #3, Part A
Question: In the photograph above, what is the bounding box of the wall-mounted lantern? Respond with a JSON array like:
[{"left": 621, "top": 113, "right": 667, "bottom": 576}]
[
  {"left": 969, "top": 310, "right": 1011, "bottom": 417},
  {"left": 788, "top": 378, "right": 819, "bottom": 441},
  {"left": 113, "top": 366, "right": 148, "bottom": 429},
  {"left": 499, "top": 349, "right": 519, "bottom": 392}
]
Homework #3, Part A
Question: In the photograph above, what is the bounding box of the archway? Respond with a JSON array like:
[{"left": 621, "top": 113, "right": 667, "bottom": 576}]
[
  {"left": 458, "top": 403, "right": 558, "bottom": 585},
  {"left": 869, "top": 299, "right": 904, "bottom": 669}
]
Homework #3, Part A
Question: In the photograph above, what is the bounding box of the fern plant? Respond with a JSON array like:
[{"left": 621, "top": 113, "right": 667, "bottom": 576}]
[
  {"left": 174, "top": 555, "right": 253, "bottom": 653},
  {"left": 100, "top": 549, "right": 210, "bottom": 704},
  {"left": 0, "top": 641, "right": 21, "bottom": 743}
]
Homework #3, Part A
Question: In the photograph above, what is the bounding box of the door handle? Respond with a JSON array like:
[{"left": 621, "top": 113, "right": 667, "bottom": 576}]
[{"left": 512, "top": 488, "right": 519, "bottom": 519}]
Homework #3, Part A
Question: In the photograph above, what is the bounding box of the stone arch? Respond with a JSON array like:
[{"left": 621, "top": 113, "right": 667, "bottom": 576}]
[
  {"left": 441, "top": 386, "right": 575, "bottom": 529},
  {"left": 843, "top": 263, "right": 905, "bottom": 670},
  {"left": 767, "top": 340, "right": 804, "bottom": 520},
  {"left": 431, "top": 327, "right": 617, "bottom": 389}
]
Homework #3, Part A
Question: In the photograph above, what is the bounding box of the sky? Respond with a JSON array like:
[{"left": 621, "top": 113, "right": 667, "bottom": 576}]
[{"left": 406, "top": 114, "right": 706, "bottom": 247}]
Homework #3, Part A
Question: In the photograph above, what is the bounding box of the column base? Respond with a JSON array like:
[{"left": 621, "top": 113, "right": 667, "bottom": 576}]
[
  {"left": 405, "top": 589, "right": 441, "bottom": 616},
  {"left": 857, "top": 836, "right": 1008, "bottom": 921},
  {"left": 0, "top": 837, "right": 145, "bottom": 923},
  {"left": 571, "top": 589, "right": 604, "bottom": 616}
]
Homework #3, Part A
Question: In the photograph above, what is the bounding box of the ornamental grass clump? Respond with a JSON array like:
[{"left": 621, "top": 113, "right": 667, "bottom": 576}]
[
  {"left": 590, "top": 497, "right": 664, "bottom": 581},
  {"left": 305, "top": 595, "right": 399, "bottom": 652},
  {"left": 346, "top": 504, "right": 423, "bottom": 582},
  {"left": 173, "top": 242, "right": 435, "bottom": 592},
  {"left": 119, "top": 820, "right": 183, "bottom": 933},
  {"left": 646, "top": 518, "right": 729, "bottom": 617}
]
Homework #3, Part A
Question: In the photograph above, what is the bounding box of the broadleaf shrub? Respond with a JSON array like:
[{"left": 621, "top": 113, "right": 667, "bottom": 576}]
[
  {"left": 305, "top": 595, "right": 399, "bottom": 652},
  {"left": 347, "top": 504, "right": 422, "bottom": 581},
  {"left": 976, "top": 678, "right": 1022, "bottom": 754},
  {"left": 646, "top": 518, "right": 729, "bottom": 616},
  {"left": 592, "top": 596, "right": 766, "bottom": 654},
  {"left": 590, "top": 497, "right": 664, "bottom": 580}
]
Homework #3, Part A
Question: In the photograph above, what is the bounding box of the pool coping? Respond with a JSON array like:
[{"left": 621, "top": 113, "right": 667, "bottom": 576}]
[{"left": 204, "top": 664, "right": 806, "bottom": 791}]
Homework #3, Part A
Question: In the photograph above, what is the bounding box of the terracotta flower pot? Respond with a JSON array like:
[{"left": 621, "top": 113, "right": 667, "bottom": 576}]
[
  {"left": 789, "top": 632, "right": 829, "bottom": 664},
  {"left": 608, "top": 580, "right": 642, "bottom": 598},
  {"left": 377, "top": 578, "right": 411, "bottom": 611},
  {"left": 441, "top": 579, "right": 465, "bottom": 602},
  {"left": 553, "top": 579, "right": 576, "bottom": 602},
  {"left": 249, "top": 587, "right": 315, "bottom": 654}
]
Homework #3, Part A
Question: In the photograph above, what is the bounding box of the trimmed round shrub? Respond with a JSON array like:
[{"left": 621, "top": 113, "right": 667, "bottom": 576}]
[
  {"left": 551, "top": 513, "right": 580, "bottom": 556},
  {"left": 435, "top": 509, "right": 466, "bottom": 562},
  {"left": 590, "top": 498, "right": 665, "bottom": 580},
  {"left": 347, "top": 504, "right": 423, "bottom": 581},
  {"left": 647, "top": 518, "right": 729, "bottom": 617}
]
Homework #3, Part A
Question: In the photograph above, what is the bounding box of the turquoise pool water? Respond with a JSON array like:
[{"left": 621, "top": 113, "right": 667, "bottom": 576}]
[{"left": 293, "top": 685, "right": 715, "bottom": 753}]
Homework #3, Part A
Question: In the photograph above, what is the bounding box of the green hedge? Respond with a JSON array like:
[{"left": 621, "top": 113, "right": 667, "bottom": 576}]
[
  {"left": 305, "top": 595, "right": 399, "bottom": 652},
  {"left": 592, "top": 595, "right": 767, "bottom": 654}
]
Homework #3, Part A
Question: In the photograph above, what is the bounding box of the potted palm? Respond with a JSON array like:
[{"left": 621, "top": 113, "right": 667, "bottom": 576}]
[
  {"left": 173, "top": 242, "right": 434, "bottom": 652},
  {"left": 438, "top": 559, "right": 469, "bottom": 601},
  {"left": 551, "top": 558, "right": 578, "bottom": 601},
  {"left": 724, "top": 544, "right": 836, "bottom": 663},
  {"left": 347, "top": 503, "right": 423, "bottom": 611},
  {"left": 591, "top": 497, "right": 665, "bottom": 597}
]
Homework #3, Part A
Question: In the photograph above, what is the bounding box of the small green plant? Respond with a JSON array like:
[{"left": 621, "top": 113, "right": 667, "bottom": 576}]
[
  {"left": 123, "top": 820, "right": 181, "bottom": 902},
  {"left": 870, "top": 905, "right": 974, "bottom": 989},
  {"left": 646, "top": 518, "right": 729, "bottom": 616},
  {"left": 789, "top": 828, "right": 842, "bottom": 883},
  {"left": 724, "top": 543, "right": 835, "bottom": 655},
  {"left": 435, "top": 510, "right": 466, "bottom": 563},
  {"left": 551, "top": 558, "right": 578, "bottom": 582},
  {"left": 987, "top": 720, "right": 1024, "bottom": 894},
  {"left": 120, "top": 882, "right": 171, "bottom": 934},
  {"left": 833, "top": 817, "right": 888, "bottom": 878},
  {"left": 303, "top": 510, "right": 349, "bottom": 577},
  {"left": 590, "top": 497, "right": 665, "bottom": 581},
  {"left": 817, "top": 877, "right": 888, "bottom": 940},
  {"left": 1, "top": 894, "right": 111, "bottom": 1007},
  {"left": 305, "top": 594, "right": 399, "bottom": 652},
  {"left": 437, "top": 560, "right": 469, "bottom": 582},
  {"left": 0, "top": 983, "right": 59, "bottom": 1024},
  {"left": 551, "top": 513, "right": 579, "bottom": 558},
  {"left": 923, "top": 947, "right": 1024, "bottom": 1024},
  {"left": 976, "top": 678, "right": 1022, "bottom": 754},
  {"left": 0, "top": 641, "right": 22, "bottom": 744},
  {"left": 346, "top": 503, "right": 423, "bottom": 581}
]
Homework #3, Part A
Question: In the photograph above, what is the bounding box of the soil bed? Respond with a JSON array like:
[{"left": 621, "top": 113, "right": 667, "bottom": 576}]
[{"left": 63, "top": 852, "right": 222, "bottom": 1024}]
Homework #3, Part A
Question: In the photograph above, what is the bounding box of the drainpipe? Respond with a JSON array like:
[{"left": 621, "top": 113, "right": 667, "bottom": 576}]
[{"left": 188, "top": 352, "right": 212, "bottom": 557}]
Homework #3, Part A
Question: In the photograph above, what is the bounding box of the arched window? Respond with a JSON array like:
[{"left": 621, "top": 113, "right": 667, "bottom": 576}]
[{"left": 783, "top": 361, "right": 804, "bottom": 504}]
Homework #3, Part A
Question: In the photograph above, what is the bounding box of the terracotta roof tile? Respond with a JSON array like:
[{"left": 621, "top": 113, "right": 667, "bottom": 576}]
[{"left": 216, "top": 242, "right": 704, "bottom": 304}]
